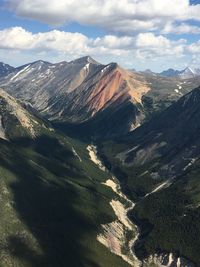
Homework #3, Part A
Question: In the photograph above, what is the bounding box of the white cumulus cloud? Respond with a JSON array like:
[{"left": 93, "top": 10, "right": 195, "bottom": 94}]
[
  {"left": 4, "top": 0, "right": 200, "bottom": 34},
  {"left": 0, "top": 26, "right": 191, "bottom": 69}
]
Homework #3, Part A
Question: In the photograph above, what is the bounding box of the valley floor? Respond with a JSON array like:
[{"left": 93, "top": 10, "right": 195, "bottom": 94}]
[{"left": 87, "top": 145, "right": 141, "bottom": 267}]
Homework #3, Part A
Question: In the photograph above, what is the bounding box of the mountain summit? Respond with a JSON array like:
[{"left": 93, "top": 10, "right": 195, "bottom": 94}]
[{"left": 70, "top": 56, "right": 100, "bottom": 65}]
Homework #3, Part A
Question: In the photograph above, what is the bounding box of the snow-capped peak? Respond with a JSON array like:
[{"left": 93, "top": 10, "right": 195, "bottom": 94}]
[
  {"left": 179, "top": 66, "right": 200, "bottom": 79},
  {"left": 184, "top": 67, "right": 194, "bottom": 74}
]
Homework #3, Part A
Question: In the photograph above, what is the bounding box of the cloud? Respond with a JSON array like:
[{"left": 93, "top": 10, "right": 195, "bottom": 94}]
[
  {"left": 5, "top": 0, "right": 200, "bottom": 34},
  {"left": 187, "top": 40, "right": 200, "bottom": 54},
  {"left": 135, "top": 33, "right": 186, "bottom": 58},
  {"left": 0, "top": 27, "right": 89, "bottom": 53},
  {"left": 0, "top": 27, "right": 188, "bottom": 63},
  {"left": 162, "top": 22, "right": 200, "bottom": 34},
  {"left": 0, "top": 26, "right": 186, "bottom": 54},
  {"left": 2, "top": 27, "right": 200, "bottom": 71},
  {"left": 93, "top": 35, "right": 134, "bottom": 49},
  {"left": 0, "top": 27, "right": 130, "bottom": 58}
]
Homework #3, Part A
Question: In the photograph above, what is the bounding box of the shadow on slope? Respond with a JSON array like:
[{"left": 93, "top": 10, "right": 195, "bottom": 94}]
[{"left": 0, "top": 136, "right": 112, "bottom": 267}]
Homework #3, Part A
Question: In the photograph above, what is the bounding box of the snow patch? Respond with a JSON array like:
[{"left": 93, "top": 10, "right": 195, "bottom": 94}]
[
  {"left": 145, "top": 179, "right": 172, "bottom": 198},
  {"left": 101, "top": 65, "right": 110, "bottom": 73},
  {"left": 72, "top": 147, "right": 82, "bottom": 162},
  {"left": 83, "top": 63, "right": 90, "bottom": 71},
  {"left": 183, "top": 158, "right": 197, "bottom": 171},
  {"left": 10, "top": 65, "right": 30, "bottom": 81}
]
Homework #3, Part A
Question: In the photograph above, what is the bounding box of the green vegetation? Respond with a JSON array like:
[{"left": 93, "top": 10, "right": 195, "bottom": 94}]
[
  {"left": 132, "top": 162, "right": 200, "bottom": 266},
  {"left": 0, "top": 129, "right": 131, "bottom": 267},
  {"left": 100, "top": 140, "right": 200, "bottom": 266},
  {"left": 99, "top": 141, "right": 163, "bottom": 200}
]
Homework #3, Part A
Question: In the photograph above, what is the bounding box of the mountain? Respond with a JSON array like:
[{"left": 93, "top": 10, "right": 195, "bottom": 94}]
[
  {"left": 100, "top": 86, "right": 200, "bottom": 266},
  {"left": 0, "top": 57, "right": 152, "bottom": 136},
  {"left": 179, "top": 67, "right": 200, "bottom": 79},
  {"left": 159, "top": 68, "right": 182, "bottom": 77},
  {"left": 0, "top": 57, "right": 198, "bottom": 138},
  {"left": 113, "top": 86, "right": 200, "bottom": 180},
  {"left": 141, "top": 69, "right": 155, "bottom": 75},
  {"left": 0, "top": 90, "right": 136, "bottom": 267},
  {"left": 1, "top": 56, "right": 200, "bottom": 267},
  {"left": 160, "top": 67, "right": 200, "bottom": 79},
  {"left": 0, "top": 62, "right": 15, "bottom": 77}
]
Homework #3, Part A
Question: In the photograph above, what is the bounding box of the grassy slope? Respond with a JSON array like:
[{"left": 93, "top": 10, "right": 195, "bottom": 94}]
[{"left": 0, "top": 129, "right": 131, "bottom": 267}]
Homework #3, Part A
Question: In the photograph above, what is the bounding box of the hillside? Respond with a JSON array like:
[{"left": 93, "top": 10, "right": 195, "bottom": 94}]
[
  {"left": 0, "top": 62, "right": 15, "bottom": 77},
  {"left": 100, "top": 87, "right": 200, "bottom": 266},
  {"left": 0, "top": 90, "right": 138, "bottom": 267},
  {"left": 0, "top": 89, "right": 44, "bottom": 140}
]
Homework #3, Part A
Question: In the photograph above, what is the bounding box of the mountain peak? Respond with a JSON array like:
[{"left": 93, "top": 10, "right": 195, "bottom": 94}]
[
  {"left": 159, "top": 68, "right": 181, "bottom": 77},
  {"left": 178, "top": 66, "right": 198, "bottom": 79},
  {"left": 183, "top": 66, "right": 194, "bottom": 73},
  {"left": 32, "top": 60, "right": 50, "bottom": 65},
  {"left": 70, "top": 56, "right": 100, "bottom": 65}
]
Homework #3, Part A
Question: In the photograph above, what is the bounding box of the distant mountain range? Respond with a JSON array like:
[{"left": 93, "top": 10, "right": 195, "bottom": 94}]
[
  {"left": 1, "top": 59, "right": 200, "bottom": 80},
  {"left": 159, "top": 67, "right": 200, "bottom": 79},
  {"left": 1, "top": 57, "right": 200, "bottom": 138}
]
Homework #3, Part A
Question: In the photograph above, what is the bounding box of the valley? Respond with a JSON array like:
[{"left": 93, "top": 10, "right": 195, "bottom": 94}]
[
  {"left": 2, "top": 0, "right": 200, "bottom": 265},
  {"left": 87, "top": 145, "right": 140, "bottom": 267},
  {"left": 0, "top": 56, "right": 200, "bottom": 267}
]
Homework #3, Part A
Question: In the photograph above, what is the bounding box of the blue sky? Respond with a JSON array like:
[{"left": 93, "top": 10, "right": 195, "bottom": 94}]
[{"left": 0, "top": 0, "right": 200, "bottom": 71}]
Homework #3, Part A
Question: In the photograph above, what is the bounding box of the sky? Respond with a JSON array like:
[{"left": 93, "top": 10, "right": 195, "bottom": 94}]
[{"left": 1, "top": 0, "right": 200, "bottom": 71}]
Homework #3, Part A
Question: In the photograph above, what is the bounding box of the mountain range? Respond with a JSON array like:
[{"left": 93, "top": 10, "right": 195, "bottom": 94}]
[
  {"left": 0, "top": 56, "right": 200, "bottom": 267},
  {"left": 0, "top": 57, "right": 150, "bottom": 136},
  {"left": 160, "top": 67, "right": 200, "bottom": 79},
  {"left": 1, "top": 57, "right": 200, "bottom": 138}
]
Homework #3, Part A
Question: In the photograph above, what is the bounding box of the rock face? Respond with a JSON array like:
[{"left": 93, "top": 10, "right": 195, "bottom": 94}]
[
  {"left": 0, "top": 89, "right": 43, "bottom": 140},
  {"left": 144, "top": 253, "right": 195, "bottom": 267},
  {"left": 56, "top": 64, "right": 150, "bottom": 123}
]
